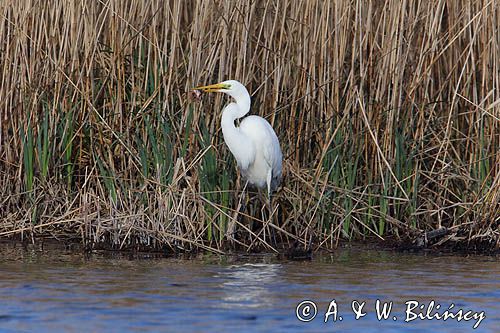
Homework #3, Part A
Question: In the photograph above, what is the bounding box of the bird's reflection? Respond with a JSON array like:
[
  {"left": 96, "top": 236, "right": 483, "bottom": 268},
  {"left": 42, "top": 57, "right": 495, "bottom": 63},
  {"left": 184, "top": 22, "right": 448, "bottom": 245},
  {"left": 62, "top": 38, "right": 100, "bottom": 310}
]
[{"left": 217, "top": 263, "right": 281, "bottom": 308}]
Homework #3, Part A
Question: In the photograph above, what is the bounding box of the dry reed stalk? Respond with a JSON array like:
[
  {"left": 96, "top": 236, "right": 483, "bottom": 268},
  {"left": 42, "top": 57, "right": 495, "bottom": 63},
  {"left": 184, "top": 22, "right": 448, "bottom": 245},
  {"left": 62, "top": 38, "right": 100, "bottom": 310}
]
[{"left": 0, "top": 0, "right": 498, "bottom": 253}]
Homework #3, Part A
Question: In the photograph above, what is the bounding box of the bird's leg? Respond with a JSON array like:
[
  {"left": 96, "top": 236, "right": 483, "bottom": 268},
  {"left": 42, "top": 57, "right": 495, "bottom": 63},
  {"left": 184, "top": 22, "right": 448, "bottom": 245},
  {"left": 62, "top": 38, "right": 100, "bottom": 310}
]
[
  {"left": 260, "top": 203, "right": 267, "bottom": 243},
  {"left": 266, "top": 172, "right": 278, "bottom": 248},
  {"left": 268, "top": 194, "right": 278, "bottom": 248},
  {"left": 257, "top": 189, "right": 277, "bottom": 249},
  {"left": 240, "top": 178, "right": 248, "bottom": 214},
  {"left": 227, "top": 175, "right": 248, "bottom": 242},
  {"left": 267, "top": 194, "right": 279, "bottom": 249}
]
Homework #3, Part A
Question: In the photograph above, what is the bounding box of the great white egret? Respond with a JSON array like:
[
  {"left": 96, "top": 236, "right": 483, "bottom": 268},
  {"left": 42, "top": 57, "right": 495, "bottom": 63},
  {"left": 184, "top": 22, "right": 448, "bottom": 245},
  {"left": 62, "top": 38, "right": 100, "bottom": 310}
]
[{"left": 194, "top": 80, "right": 282, "bottom": 199}]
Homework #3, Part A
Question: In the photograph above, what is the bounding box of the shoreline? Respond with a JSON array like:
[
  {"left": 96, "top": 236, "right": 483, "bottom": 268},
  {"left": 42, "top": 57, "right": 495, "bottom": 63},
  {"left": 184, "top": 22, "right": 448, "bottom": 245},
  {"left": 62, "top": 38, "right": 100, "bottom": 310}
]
[{"left": 1, "top": 233, "right": 498, "bottom": 257}]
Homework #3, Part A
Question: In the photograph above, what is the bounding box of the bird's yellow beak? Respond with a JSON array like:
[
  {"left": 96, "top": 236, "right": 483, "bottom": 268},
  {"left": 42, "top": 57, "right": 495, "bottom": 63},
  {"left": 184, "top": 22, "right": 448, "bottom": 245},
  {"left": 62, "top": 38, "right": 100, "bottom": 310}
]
[{"left": 193, "top": 82, "right": 231, "bottom": 92}]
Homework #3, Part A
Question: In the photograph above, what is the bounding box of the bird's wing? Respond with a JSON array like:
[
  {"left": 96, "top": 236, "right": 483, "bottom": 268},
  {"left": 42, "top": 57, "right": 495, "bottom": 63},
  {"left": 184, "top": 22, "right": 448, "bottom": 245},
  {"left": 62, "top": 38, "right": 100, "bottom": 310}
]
[
  {"left": 267, "top": 143, "right": 282, "bottom": 191},
  {"left": 240, "top": 115, "right": 282, "bottom": 189},
  {"left": 260, "top": 119, "right": 283, "bottom": 189}
]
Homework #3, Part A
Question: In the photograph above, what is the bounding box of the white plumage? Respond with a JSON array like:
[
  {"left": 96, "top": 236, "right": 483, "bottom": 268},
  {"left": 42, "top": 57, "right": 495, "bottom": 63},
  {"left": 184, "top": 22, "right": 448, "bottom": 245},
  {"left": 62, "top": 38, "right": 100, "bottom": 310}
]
[{"left": 194, "top": 80, "right": 282, "bottom": 197}]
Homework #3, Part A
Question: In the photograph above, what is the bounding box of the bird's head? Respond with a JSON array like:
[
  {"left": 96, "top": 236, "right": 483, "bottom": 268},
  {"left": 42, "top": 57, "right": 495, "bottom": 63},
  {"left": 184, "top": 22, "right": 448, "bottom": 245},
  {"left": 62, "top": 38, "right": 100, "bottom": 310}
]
[{"left": 194, "top": 80, "right": 248, "bottom": 101}]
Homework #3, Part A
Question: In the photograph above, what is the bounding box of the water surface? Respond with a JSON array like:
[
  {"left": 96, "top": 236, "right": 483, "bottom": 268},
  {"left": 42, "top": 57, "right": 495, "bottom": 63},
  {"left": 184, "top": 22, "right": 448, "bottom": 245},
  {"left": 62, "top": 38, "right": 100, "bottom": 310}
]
[{"left": 0, "top": 244, "right": 498, "bottom": 332}]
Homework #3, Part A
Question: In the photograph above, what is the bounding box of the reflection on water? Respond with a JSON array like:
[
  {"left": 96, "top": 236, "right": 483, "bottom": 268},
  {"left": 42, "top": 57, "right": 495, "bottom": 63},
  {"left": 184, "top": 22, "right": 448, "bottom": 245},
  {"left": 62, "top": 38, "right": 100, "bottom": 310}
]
[
  {"left": 0, "top": 244, "right": 498, "bottom": 332},
  {"left": 219, "top": 263, "right": 282, "bottom": 308}
]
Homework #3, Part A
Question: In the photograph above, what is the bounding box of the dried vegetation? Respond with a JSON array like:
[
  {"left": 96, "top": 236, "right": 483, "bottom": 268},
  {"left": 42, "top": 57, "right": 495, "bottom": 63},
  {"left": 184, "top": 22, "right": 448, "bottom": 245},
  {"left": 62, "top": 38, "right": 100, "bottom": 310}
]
[{"left": 0, "top": 0, "right": 498, "bottom": 253}]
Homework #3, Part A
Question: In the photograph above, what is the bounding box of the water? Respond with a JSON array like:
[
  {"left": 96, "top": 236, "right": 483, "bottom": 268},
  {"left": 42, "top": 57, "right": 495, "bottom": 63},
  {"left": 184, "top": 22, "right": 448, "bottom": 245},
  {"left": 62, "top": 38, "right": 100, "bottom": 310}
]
[{"left": 0, "top": 244, "right": 498, "bottom": 332}]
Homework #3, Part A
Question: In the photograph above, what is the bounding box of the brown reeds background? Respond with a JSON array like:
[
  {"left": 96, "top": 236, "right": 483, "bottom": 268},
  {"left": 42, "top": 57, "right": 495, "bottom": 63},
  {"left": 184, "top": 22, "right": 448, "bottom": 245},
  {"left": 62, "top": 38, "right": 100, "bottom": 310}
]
[{"left": 0, "top": 0, "right": 498, "bottom": 253}]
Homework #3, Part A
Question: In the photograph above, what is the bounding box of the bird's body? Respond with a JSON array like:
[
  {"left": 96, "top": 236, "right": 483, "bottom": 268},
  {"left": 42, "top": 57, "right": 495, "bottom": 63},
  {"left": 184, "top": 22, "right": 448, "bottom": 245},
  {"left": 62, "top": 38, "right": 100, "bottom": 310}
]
[
  {"left": 230, "top": 115, "right": 282, "bottom": 192},
  {"left": 195, "top": 80, "right": 282, "bottom": 197}
]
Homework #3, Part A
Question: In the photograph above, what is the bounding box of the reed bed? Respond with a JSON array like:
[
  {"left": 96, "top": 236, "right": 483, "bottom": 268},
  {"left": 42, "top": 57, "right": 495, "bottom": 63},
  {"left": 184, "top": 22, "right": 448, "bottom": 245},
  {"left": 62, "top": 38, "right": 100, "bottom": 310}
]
[{"left": 0, "top": 0, "right": 498, "bottom": 253}]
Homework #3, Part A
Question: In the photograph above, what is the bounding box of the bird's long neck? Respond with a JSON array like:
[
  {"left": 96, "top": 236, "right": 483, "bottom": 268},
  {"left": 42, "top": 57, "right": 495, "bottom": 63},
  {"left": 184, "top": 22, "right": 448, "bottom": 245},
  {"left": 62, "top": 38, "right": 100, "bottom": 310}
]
[
  {"left": 221, "top": 87, "right": 250, "bottom": 129},
  {"left": 220, "top": 92, "right": 253, "bottom": 169},
  {"left": 223, "top": 89, "right": 251, "bottom": 120}
]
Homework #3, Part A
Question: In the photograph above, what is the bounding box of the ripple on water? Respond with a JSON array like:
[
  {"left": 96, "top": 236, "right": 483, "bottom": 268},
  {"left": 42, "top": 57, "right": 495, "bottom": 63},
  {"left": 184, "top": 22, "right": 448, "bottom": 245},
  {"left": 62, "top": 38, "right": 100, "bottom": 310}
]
[{"left": 0, "top": 244, "right": 498, "bottom": 332}]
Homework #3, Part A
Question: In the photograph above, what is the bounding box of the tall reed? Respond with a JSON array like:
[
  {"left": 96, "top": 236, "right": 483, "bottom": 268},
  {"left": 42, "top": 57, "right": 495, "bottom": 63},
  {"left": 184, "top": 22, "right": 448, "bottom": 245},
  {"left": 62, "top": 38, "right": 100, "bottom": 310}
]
[{"left": 0, "top": 0, "right": 498, "bottom": 252}]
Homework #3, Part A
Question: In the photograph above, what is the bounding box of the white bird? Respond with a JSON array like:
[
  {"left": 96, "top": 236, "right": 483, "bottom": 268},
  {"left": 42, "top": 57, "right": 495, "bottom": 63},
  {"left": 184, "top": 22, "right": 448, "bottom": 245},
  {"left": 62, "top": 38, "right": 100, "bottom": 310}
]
[{"left": 194, "top": 80, "right": 282, "bottom": 199}]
